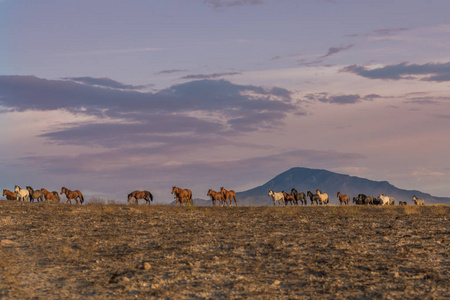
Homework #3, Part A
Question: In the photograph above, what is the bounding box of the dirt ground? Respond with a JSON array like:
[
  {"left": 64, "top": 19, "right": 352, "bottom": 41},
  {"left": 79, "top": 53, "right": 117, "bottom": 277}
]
[{"left": 0, "top": 201, "right": 448, "bottom": 299}]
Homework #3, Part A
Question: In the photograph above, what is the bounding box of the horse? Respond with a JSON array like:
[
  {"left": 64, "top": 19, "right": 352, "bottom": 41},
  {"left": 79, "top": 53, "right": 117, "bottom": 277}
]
[
  {"left": 281, "top": 191, "right": 295, "bottom": 206},
  {"left": 221, "top": 187, "right": 237, "bottom": 206},
  {"left": 171, "top": 186, "right": 192, "bottom": 206},
  {"left": 291, "top": 188, "right": 307, "bottom": 205},
  {"left": 412, "top": 196, "right": 425, "bottom": 206},
  {"left": 3, "top": 189, "right": 17, "bottom": 200},
  {"left": 378, "top": 194, "right": 394, "bottom": 206},
  {"left": 207, "top": 189, "right": 223, "bottom": 206},
  {"left": 399, "top": 201, "right": 407, "bottom": 205},
  {"left": 128, "top": 190, "right": 153, "bottom": 205},
  {"left": 337, "top": 192, "right": 350, "bottom": 205},
  {"left": 353, "top": 196, "right": 364, "bottom": 205},
  {"left": 357, "top": 194, "right": 375, "bottom": 205},
  {"left": 14, "top": 185, "right": 29, "bottom": 202},
  {"left": 41, "top": 188, "right": 60, "bottom": 202},
  {"left": 26, "top": 186, "right": 44, "bottom": 202},
  {"left": 307, "top": 191, "right": 320, "bottom": 205},
  {"left": 316, "top": 189, "right": 329, "bottom": 205},
  {"left": 60, "top": 187, "right": 84, "bottom": 204},
  {"left": 268, "top": 189, "right": 284, "bottom": 206}
]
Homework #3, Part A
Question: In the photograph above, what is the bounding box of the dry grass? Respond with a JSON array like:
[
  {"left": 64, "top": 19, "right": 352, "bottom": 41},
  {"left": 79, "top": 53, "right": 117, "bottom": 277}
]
[{"left": 0, "top": 201, "right": 448, "bottom": 299}]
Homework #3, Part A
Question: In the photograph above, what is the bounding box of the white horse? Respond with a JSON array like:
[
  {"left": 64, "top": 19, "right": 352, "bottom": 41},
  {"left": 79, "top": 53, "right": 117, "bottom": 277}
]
[
  {"left": 268, "top": 189, "right": 284, "bottom": 206},
  {"left": 378, "top": 194, "right": 394, "bottom": 205},
  {"left": 14, "top": 185, "right": 29, "bottom": 202},
  {"left": 412, "top": 196, "right": 425, "bottom": 205},
  {"left": 316, "top": 189, "right": 329, "bottom": 205}
]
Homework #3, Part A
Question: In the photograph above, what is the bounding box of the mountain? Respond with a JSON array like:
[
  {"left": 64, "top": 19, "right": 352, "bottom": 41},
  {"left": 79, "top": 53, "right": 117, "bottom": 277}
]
[{"left": 236, "top": 167, "right": 450, "bottom": 205}]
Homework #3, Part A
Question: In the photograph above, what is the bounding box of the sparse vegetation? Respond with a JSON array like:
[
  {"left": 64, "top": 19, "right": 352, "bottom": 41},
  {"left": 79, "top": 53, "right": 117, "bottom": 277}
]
[{"left": 0, "top": 201, "right": 448, "bottom": 299}]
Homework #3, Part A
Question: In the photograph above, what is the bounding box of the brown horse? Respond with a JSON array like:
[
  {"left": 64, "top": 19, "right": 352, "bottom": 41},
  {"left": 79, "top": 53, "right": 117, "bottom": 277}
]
[
  {"left": 128, "top": 190, "right": 153, "bottom": 205},
  {"left": 207, "top": 189, "right": 223, "bottom": 206},
  {"left": 337, "top": 192, "right": 350, "bottom": 205},
  {"left": 282, "top": 191, "right": 296, "bottom": 206},
  {"left": 172, "top": 186, "right": 192, "bottom": 206},
  {"left": 60, "top": 187, "right": 84, "bottom": 204},
  {"left": 220, "top": 187, "right": 237, "bottom": 206},
  {"left": 3, "top": 189, "right": 17, "bottom": 200},
  {"left": 41, "top": 188, "right": 60, "bottom": 203}
]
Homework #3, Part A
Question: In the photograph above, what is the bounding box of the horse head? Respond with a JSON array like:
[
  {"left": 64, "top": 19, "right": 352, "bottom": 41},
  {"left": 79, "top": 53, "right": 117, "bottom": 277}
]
[{"left": 171, "top": 186, "right": 178, "bottom": 194}]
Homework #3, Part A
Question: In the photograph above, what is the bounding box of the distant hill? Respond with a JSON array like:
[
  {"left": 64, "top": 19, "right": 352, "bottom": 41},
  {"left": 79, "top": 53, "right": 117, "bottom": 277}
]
[{"left": 236, "top": 167, "right": 450, "bottom": 206}]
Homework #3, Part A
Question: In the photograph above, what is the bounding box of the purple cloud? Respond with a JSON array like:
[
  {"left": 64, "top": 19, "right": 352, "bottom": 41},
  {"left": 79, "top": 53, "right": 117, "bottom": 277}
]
[
  {"left": 155, "top": 69, "right": 188, "bottom": 75},
  {"left": 180, "top": 72, "right": 241, "bottom": 80},
  {"left": 299, "top": 44, "right": 354, "bottom": 66},
  {"left": 305, "top": 92, "right": 379, "bottom": 105},
  {"left": 63, "top": 77, "right": 147, "bottom": 90},
  {"left": 346, "top": 27, "right": 409, "bottom": 38},
  {"left": 342, "top": 62, "right": 450, "bottom": 82},
  {"left": 0, "top": 76, "right": 298, "bottom": 149}
]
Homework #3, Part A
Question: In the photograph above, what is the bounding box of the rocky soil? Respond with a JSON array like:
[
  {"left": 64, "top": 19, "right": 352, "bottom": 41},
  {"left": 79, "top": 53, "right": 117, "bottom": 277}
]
[{"left": 0, "top": 201, "right": 448, "bottom": 299}]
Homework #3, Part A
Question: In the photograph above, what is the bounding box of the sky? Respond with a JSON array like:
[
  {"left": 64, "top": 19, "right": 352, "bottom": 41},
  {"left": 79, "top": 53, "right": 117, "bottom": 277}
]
[{"left": 1, "top": 0, "right": 450, "bottom": 203}]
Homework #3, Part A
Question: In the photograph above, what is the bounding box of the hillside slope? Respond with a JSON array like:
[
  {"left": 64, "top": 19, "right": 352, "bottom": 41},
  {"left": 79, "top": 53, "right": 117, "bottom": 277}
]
[{"left": 236, "top": 167, "right": 450, "bottom": 205}]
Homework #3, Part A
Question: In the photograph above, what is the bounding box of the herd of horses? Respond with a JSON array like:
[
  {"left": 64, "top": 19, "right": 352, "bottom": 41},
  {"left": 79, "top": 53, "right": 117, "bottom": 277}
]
[
  {"left": 269, "top": 189, "right": 426, "bottom": 206},
  {"left": 2, "top": 186, "right": 84, "bottom": 204},
  {"left": 127, "top": 186, "right": 238, "bottom": 206},
  {"left": 3, "top": 185, "right": 426, "bottom": 206}
]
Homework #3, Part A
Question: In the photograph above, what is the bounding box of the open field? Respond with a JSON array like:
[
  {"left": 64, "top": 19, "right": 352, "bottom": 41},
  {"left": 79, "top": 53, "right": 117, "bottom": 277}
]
[{"left": 0, "top": 201, "right": 448, "bottom": 299}]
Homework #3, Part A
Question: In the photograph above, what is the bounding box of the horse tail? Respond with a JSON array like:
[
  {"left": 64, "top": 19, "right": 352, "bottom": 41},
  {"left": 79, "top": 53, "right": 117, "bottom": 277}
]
[
  {"left": 148, "top": 191, "right": 153, "bottom": 202},
  {"left": 80, "top": 193, "right": 84, "bottom": 204}
]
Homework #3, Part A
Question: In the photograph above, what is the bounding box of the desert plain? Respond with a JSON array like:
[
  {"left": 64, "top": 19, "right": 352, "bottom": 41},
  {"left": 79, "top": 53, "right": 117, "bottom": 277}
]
[{"left": 0, "top": 201, "right": 448, "bottom": 299}]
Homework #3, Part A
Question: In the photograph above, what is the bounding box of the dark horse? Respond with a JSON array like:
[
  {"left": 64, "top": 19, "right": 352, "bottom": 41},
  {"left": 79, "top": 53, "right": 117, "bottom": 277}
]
[
  {"left": 128, "top": 190, "right": 153, "bottom": 205},
  {"left": 291, "top": 188, "right": 307, "bottom": 205},
  {"left": 26, "top": 186, "right": 44, "bottom": 202},
  {"left": 307, "top": 191, "right": 320, "bottom": 205},
  {"left": 60, "top": 187, "right": 84, "bottom": 204},
  {"left": 357, "top": 194, "right": 376, "bottom": 205}
]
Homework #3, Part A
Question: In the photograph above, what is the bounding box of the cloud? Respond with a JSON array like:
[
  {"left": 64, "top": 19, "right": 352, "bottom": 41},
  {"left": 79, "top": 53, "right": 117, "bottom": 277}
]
[
  {"left": 320, "top": 45, "right": 354, "bottom": 59},
  {"left": 304, "top": 92, "right": 379, "bottom": 105},
  {"left": 179, "top": 72, "right": 241, "bottom": 80},
  {"left": 346, "top": 27, "right": 409, "bottom": 38},
  {"left": 342, "top": 62, "right": 450, "bottom": 82},
  {"left": 204, "top": 0, "right": 263, "bottom": 9},
  {"left": 299, "top": 44, "right": 354, "bottom": 66},
  {"left": 155, "top": 69, "right": 188, "bottom": 75},
  {"left": 61, "top": 47, "right": 162, "bottom": 56},
  {"left": 64, "top": 77, "right": 147, "bottom": 90},
  {"left": 0, "top": 76, "right": 298, "bottom": 149}
]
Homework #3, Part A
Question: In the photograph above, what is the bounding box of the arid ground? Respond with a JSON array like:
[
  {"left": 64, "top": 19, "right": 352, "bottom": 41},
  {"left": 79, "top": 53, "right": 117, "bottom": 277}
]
[{"left": 0, "top": 201, "right": 448, "bottom": 299}]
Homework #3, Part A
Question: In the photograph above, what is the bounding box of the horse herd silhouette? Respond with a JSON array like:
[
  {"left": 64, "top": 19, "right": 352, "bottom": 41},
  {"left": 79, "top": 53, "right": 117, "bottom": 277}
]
[
  {"left": 2, "top": 186, "right": 84, "bottom": 204},
  {"left": 269, "top": 189, "right": 425, "bottom": 206},
  {"left": 3, "top": 185, "right": 426, "bottom": 206}
]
